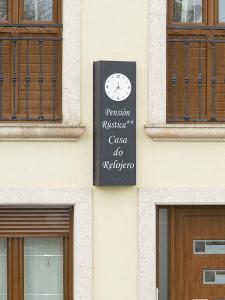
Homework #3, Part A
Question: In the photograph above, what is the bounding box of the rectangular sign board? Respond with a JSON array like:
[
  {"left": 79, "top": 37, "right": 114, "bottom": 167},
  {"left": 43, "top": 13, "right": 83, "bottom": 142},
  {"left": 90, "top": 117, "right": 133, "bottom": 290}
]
[{"left": 93, "top": 61, "right": 136, "bottom": 186}]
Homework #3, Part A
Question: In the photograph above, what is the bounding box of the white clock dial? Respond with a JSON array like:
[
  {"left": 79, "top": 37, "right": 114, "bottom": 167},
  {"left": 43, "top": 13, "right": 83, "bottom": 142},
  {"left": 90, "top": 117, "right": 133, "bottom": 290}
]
[{"left": 104, "top": 73, "right": 132, "bottom": 101}]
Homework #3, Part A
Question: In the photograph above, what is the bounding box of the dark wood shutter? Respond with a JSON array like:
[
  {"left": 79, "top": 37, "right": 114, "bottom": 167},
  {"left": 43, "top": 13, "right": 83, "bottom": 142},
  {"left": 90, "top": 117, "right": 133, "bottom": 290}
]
[
  {"left": 167, "top": 34, "right": 208, "bottom": 121},
  {"left": 0, "top": 206, "right": 72, "bottom": 236},
  {"left": 17, "top": 31, "right": 62, "bottom": 120},
  {"left": 0, "top": 0, "right": 62, "bottom": 121},
  {"left": 167, "top": 1, "right": 225, "bottom": 122}
]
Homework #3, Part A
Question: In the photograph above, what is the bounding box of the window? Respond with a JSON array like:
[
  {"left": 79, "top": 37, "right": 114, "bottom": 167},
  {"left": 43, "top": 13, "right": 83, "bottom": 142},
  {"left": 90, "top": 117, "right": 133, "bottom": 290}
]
[
  {"left": 23, "top": 0, "right": 53, "bottom": 21},
  {"left": 219, "top": 0, "right": 225, "bottom": 23},
  {"left": 173, "top": 0, "right": 203, "bottom": 23},
  {"left": 0, "top": 0, "right": 83, "bottom": 140},
  {"left": 167, "top": 0, "right": 225, "bottom": 122},
  {"left": 0, "top": 0, "right": 62, "bottom": 121},
  {"left": 0, "top": 206, "right": 73, "bottom": 300},
  {"left": 147, "top": 0, "right": 225, "bottom": 140},
  {"left": 0, "top": 1, "right": 7, "bottom": 21}
]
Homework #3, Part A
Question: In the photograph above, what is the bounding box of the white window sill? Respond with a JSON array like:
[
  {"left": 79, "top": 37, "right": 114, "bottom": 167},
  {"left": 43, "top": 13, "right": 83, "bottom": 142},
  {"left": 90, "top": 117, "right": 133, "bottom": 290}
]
[
  {"left": 0, "top": 123, "right": 85, "bottom": 141},
  {"left": 145, "top": 124, "right": 225, "bottom": 141}
]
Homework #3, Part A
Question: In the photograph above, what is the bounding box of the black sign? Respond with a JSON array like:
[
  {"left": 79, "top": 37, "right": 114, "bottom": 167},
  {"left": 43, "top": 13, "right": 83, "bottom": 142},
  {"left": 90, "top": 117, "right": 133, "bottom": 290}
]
[{"left": 93, "top": 61, "right": 136, "bottom": 186}]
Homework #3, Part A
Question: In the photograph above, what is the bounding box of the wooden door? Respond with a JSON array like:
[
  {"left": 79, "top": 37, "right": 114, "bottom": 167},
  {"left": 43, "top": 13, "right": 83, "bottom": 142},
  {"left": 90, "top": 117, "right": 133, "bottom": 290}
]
[{"left": 171, "top": 206, "right": 225, "bottom": 300}]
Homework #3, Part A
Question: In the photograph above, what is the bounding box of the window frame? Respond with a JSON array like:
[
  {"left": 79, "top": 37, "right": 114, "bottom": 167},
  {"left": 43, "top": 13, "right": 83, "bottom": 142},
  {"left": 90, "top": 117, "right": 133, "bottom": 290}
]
[
  {"left": 19, "top": 0, "right": 60, "bottom": 25},
  {"left": 168, "top": 0, "right": 225, "bottom": 26},
  {"left": 0, "top": 1, "right": 62, "bottom": 121},
  {"left": 168, "top": 0, "right": 207, "bottom": 26},
  {"left": 0, "top": 0, "right": 12, "bottom": 24},
  {"left": 146, "top": 0, "right": 225, "bottom": 141},
  {"left": 0, "top": 0, "right": 84, "bottom": 140},
  {"left": 6, "top": 237, "right": 72, "bottom": 300},
  {"left": 215, "top": 0, "right": 225, "bottom": 25},
  {"left": 0, "top": 0, "right": 62, "bottom": 25},
  {"left": 0, "top": 206, "right": 73, "bottom": 300},
  {"left": 0, "top": 188, "right": 92, "bottom": 300}
]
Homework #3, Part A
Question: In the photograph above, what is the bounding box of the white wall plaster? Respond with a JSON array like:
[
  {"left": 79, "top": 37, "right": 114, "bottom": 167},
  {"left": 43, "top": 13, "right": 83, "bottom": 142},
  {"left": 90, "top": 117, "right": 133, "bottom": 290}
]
[
  {"left": 0, "top": 188, "right": 92, "bottom": 300},
  {"left": 138, "top": 188, "right": 225, "bottom": 300},
  {"left": 146, "top": 0, "right": 225, "bottom": 141}
]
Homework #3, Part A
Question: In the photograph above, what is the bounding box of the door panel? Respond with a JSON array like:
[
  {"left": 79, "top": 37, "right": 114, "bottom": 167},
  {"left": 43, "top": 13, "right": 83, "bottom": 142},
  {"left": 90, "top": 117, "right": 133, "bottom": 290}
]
[{"left": 171, "top": 207, "right": 225, "bottom": 300}]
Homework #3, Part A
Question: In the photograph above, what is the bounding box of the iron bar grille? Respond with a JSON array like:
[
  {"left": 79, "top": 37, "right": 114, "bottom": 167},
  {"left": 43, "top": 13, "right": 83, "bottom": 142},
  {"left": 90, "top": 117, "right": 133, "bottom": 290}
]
[
  {"left": 167, "top": 36, "right": 225, "bottom": 123},
  {"left": 0, "top": 35, "right": 62, "bottom": 122}
]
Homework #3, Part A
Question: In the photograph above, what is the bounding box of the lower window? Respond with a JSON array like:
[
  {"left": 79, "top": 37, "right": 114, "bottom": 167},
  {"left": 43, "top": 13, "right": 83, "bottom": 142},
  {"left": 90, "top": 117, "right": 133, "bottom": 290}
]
[{"left": 0, "top": 206, "right": 73, "bottom": 300}]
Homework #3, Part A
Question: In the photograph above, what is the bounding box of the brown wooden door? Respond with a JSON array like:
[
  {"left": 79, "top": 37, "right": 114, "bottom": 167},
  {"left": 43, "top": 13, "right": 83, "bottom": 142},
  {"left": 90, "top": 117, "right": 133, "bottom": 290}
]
[{"left": 171, "top": 206, "right": 225, "bottom": 300}]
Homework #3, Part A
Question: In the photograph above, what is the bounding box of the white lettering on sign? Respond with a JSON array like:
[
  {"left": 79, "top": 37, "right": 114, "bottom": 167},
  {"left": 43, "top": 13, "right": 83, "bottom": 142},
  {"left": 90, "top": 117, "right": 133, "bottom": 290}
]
[
  {"left": 102, "top": 160, "right": 135, "bottom": 172},
  {"left": 105, "top": 108, "right": 131, "bottom": 117},
  {"left": 102, "top": 120, "right": 127, "bottom": 129},
  {"left": 108, "top": 136, "right": 128, "bottom": 144}
]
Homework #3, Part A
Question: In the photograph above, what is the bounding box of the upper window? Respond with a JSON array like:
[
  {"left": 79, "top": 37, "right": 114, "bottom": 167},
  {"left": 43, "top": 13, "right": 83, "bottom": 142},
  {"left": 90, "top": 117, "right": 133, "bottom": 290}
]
[
  {"left": 173, "top": 0, "right": 203, "bottom": 23},
  {"left": 167, "top": 0, "right": 225, "bottom": 123},
  {"left": 0, "top": 0, "right": 60, "bottom": 23},
  {"left": 24, "top": 0, "right": 53, "bottom": 21},
  {"left": 0, "top": 0, "right": 62, "bottom": 122},
  {"left": 219, "top": 0, "right": 225, "bottom": 22},
  {"left": 0, "top": 0, "right": 7, "bottom": 21}
]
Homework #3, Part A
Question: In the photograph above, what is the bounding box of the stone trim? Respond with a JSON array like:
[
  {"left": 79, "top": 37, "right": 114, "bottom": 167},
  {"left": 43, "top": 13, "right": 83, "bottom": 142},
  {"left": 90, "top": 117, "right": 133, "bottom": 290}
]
[
  {"left": 146, "top": 0, "right": 225, "bottom": 141},
  {"left": 0, "top": 188, "right": 92, "bottom": 300},
  {"left": 0, "top": 0, "right": 84, "bottom": 141},
  {"left": 0, "top": 124, "right": 85, "bottom": 141},
  {"left": 145, "top": 124, "right": 225, "bottom": 141},
  {"left": 148, "top": 0, "right": 167, "bottom": 127},
  {"left": 138, "top": 188, "right": 225, "bottom": 300},
  {"left": 62, "top": 0, "right": 81, "bottom": 128}
]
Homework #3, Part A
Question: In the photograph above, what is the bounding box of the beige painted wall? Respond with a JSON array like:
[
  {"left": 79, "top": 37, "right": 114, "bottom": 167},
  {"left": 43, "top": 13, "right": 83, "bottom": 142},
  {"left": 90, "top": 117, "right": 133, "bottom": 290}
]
[{"left": 1, "top": 1, "right": 225, "bottom": 300}]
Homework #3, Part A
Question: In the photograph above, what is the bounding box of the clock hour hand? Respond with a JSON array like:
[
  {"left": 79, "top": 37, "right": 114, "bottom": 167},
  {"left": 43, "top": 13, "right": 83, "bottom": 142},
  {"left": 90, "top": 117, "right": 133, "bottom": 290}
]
[{"left": 113, "top": 81, "right": 120, "bottom": 94}]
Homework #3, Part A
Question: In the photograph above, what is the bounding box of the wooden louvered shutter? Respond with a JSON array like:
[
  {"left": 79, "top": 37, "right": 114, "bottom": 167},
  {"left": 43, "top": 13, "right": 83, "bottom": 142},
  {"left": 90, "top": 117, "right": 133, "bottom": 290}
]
[
  {"left": 0, "top": 206, "right": 73, "bottom": 236},
  {"left": 0, "top": 0, "right": 62, "bottom": 121},
  {"left": 167, "top": 0, "right": 225, "bottom": 122},
  {"left": 167, "top": 34, "right": 208, "bottom": 121},
  {"left": 17, "top": 30, "right": 62, "bottom": 120}
]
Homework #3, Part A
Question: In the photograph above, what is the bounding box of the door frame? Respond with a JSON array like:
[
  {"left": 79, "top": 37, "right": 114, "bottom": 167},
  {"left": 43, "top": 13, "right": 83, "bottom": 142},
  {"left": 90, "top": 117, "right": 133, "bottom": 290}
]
[{"left": 138, "top": 188, "right": 225, "bottom": 300}]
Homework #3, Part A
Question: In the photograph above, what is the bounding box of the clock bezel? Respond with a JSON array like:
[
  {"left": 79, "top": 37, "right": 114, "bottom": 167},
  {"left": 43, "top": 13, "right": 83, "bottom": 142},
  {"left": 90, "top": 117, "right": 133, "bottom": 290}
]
[{"left": 104, "top": 72, "right": 132, "bottom": 101}]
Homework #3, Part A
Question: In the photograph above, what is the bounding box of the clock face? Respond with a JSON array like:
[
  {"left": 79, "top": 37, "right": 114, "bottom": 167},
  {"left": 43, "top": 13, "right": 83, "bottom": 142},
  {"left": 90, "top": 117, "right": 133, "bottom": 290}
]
[{"left": 104, "top": 73, "right": 132, "bottom": 101}]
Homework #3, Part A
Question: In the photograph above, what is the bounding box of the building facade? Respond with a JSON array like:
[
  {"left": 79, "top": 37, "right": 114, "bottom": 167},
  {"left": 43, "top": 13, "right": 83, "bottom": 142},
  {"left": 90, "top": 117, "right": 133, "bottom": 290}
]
[{"left": 0, "top": 1, "right": 225, "bottom": 300}]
